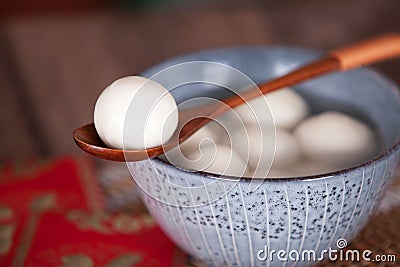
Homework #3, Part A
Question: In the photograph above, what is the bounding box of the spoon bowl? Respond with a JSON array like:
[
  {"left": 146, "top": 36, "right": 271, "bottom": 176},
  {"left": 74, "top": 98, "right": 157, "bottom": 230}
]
[{"left": 73, "top": 107, "right": 212, "bottom": 161}]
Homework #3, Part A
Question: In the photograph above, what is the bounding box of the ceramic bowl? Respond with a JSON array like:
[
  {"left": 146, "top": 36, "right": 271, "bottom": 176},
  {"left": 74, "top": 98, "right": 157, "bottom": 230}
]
[{"left": 127, "top": 47, "right": 400, "bottom": 266}]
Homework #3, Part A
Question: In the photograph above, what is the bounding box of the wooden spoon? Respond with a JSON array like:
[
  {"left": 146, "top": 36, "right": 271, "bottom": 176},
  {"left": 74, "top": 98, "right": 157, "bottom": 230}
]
[{"left": 73, "top": 33, "right": 400, "bottom": 162}]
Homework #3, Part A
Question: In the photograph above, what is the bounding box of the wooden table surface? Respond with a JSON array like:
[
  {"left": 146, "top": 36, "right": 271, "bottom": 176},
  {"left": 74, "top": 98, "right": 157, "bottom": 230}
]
[{"left": 0, "top": 0, "right": 399, "bottom": 162}]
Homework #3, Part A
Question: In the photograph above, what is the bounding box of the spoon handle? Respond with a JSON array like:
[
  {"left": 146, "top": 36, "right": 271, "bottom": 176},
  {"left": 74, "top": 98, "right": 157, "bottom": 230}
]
[
  {"left": 330, "top": 33, "right": 400, "bottom": 70},
  {"left": 223, "top": 33, "right": 400, "bottom": 112}
]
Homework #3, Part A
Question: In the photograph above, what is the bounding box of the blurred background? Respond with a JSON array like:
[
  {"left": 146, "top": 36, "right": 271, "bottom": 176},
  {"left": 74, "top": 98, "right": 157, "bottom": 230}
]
[{"left": 0, "top": 0, "right": 399, "bottom": 161}]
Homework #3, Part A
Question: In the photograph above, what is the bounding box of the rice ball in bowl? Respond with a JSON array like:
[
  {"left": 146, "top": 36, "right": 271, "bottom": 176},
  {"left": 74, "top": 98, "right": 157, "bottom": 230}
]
[{"left": 127, "top": 47, "right": 400, "bottom": 267}]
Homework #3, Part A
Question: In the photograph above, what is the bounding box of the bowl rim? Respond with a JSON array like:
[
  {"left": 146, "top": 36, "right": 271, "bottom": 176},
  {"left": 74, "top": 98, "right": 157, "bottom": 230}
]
[{"left": 144, "top": 46, "right": 400, "bottom": 182}]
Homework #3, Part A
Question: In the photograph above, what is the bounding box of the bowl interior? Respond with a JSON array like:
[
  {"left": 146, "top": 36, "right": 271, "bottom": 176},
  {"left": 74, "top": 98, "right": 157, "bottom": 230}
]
[{"left": 141, "top": 46, "right": 400, "bottom": 153}]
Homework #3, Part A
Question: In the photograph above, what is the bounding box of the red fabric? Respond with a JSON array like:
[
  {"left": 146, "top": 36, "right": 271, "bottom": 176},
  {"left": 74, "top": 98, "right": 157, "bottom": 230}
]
[{"left": 0, "top": 157, "right": 186, "bottom": 266}]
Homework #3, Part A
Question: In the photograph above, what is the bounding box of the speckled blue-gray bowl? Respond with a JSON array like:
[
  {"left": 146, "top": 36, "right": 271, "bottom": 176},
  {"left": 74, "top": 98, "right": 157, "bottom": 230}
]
[{"left": 127, "top": 47, "right": 400, "bottom": 266}]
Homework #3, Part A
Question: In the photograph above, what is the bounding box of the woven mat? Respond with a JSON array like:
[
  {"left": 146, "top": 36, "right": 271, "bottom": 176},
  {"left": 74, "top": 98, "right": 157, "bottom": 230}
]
[{"left": 98, "top": 161, "right": 400, "bottom": 266}]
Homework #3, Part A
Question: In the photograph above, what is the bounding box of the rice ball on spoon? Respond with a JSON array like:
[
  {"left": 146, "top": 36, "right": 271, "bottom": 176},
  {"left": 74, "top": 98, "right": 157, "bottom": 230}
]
[{"left": 94, "top": 76, "right": 179, "bottom": 150}]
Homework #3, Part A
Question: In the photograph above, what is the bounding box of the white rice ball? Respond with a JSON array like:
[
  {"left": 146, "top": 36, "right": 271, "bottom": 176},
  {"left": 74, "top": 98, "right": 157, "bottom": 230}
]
[
  {"left": 164, "top": 122, "right": 220, "bottom": 160},
  {"left": 246, "top": 166, "right": 294, "bottom": 179},
  {"left": 94, "top": 76, "right": 178, "bottom": 149},
  {"left": 230, "top": 124, "right": 300, "bottom": 170},
  {"left": 288, "top": 160, "right": 342, "bottom": 176},
  {"left": 174, "top": 143, "right": 248, "bottom": 177},
  {"left": 294, "top": 111, "right": 377, "bottom": 166},
  {"left": 234, "top": 87, "right": 309, "bottom": 130},
  {"left": 273, "top": 128, "right": 301, "bottom": 168},
  {"left": 212, "top": 110, "right": 249, "bottom": 146},
  {"left": 229, "top": 124, "right": 274, "bottom": 170}
]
